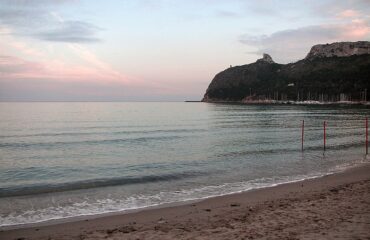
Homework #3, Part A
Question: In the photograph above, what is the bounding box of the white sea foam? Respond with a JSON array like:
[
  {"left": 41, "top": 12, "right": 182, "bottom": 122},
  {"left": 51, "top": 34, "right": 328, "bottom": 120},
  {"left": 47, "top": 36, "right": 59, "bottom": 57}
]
[
  {"left": 2, "top": 156, "right": 369, "bottom": 230},
  {"left": 0, "top": 168, "right": 340, "bottom": 229}
]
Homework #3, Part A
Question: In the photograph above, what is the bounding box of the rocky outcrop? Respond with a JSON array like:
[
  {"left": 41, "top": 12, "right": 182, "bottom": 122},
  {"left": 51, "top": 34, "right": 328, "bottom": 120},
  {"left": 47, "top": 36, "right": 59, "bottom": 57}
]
[
  {"left": 202, "top": 41, "right": 370, "bottom": 103},
  {"left": 202, "top": 55, "right": 282, "bottom": 102},
  {"left": 305, "top": 41, "right": 370, "bottom": 60},
  {"left": 257, "top": 53, "right": 275, "bottom": 64}
]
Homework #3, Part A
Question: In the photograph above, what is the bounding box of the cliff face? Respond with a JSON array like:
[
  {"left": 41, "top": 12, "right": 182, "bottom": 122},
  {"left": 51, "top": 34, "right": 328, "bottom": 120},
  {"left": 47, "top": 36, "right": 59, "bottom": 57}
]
[
  {"left": 202, "top": 41, "right": 370, "bottom": 102},
  {"left": 305, "top": 41, "right": 370, "bottom": 60},
  {"left": 202, "top": 55, "right": 283, "bottom": 102}
]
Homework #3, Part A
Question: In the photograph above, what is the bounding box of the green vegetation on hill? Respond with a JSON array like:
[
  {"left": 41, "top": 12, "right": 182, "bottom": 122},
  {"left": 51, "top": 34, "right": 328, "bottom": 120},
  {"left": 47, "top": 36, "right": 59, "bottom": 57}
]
[{"left": 203, "top": 49, "right": 370, "bottom": 103}]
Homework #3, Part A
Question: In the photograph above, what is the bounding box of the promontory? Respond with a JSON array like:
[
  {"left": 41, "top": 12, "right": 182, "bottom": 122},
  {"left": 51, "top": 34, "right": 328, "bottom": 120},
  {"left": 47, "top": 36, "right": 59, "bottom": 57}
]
[{"left": 202, "top": 41, "right": 370, "bottom": 103}]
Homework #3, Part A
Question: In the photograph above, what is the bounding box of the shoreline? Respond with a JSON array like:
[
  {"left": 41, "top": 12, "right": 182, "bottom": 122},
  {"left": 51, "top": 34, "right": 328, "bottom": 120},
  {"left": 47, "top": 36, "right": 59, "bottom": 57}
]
[
  {"left": 0, "top": 169, "right": 328, "bottom": 230},
  {"left": 1, "top": 156, "right": 361, "bottom": 231},
  {"left": 1, "top": 162, "right": 370, "bottom": 239},
  {"left": 201, "top": 100, "right": 370, "bottom": 106},
  {"left": 0, "top": 169, "right": 329, "bottom": 231}
]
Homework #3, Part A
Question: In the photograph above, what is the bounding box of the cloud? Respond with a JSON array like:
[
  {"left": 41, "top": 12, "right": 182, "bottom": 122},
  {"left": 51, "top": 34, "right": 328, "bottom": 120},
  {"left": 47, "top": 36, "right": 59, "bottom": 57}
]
[
  {"left": 0, "top": 55, "right": 43, "bottom": 74},
  {"left": 0, "top": 52, "right": 194, "bottom": 101},
  {"left": 67, "top": 44, "right": 128, "bottom": 81},
  {"left": 0, "top": 53, "right": 128, "bottom": 83},
  {"left": 310, "top": 0, "right": 370, "bottom": 18},
  {"left": 0, "top": 0, "right": 101, "bottom": 43},
  {"left": 236, "top": 0, "right": 370, "bottom": 63},
  {"left": 240, "top": 21, "right": 370, "bottom": 63},
  {"left": 35, "top": 21, "right": 101, "bottom": 43},
  {"left": 0, "top": 24, "right": 128, "bottom": 93},
  {"left": 337, "top": 9, "right": 359, "bottom": 18},
  {"left": 0, "top": 56, "right": 189, "bottom": 101}
]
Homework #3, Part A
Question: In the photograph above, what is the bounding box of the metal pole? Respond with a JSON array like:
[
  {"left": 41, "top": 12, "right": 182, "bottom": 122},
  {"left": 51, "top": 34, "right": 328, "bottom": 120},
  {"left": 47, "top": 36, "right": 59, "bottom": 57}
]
[
  {"left": 365, "top": 89, "right": 367, "bottom": 102},
  {"left": 302, "top": 120, "right": 304, "bottom": 151},
  {"left": 324, "top": 121, "right": 326, "bottom": 151},
  {"left": 366, "top": 117, "right": 368, "bottom": 155}
]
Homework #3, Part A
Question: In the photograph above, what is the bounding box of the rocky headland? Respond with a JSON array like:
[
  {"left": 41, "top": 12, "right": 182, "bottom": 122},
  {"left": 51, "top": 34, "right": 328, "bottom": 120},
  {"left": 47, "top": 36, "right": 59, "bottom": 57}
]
[{"left": 202, "top": 41, "right": 370, "bottom": 104}]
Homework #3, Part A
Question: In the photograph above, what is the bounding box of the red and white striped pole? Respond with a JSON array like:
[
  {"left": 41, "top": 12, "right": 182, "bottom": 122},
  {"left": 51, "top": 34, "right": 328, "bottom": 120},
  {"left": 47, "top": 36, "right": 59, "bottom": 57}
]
[
  {"left": 301, "top": 120, "right": 304, "bottom": 151},
  {"left": 366, "top": 117, "right": 368, "bottom": 155},
  {"left": 323, "top": 121, "right": 326, "bottom": 151}
]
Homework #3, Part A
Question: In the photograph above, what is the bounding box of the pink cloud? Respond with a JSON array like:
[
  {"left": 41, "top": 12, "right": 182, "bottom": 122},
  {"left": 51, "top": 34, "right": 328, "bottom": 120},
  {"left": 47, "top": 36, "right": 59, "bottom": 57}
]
[
  {"left": 0, "top": 31, "right": 130, "bottom": 84},
  {"left": 0, "top": 38, "right": 169, "bottom": 99},
  {"left": 68, "top": 44, "right": 129, "bottom": 83},
  {"left": 0, "top": 55, "right": 45, "bottom": 78},
  {"left": 240, "top": 20, "right": 370, "bottom": 63},
  {"left": 0, "top": 55, "right": 128, "bottom": 84},
  {"left": 341, "top": 20, "right": 370, "bottom": 38},
  {"left": 337, "top": 9, "right": 359, "bottom": 18},
  {"left": 0, "top": 34, "right": 171, "bottom": 99}
]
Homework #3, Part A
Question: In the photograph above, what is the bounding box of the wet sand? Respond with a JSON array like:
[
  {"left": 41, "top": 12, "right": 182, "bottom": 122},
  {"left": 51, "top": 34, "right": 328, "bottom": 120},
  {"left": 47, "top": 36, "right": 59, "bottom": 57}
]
[{"left": 1, "top": 163, "right": 370, "bottom": 240}]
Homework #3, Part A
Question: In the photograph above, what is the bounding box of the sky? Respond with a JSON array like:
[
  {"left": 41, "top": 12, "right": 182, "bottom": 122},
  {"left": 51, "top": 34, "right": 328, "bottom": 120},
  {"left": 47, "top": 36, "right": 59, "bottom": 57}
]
[{"left": 0, "top": 0, "right": 369, "bottom": 101}]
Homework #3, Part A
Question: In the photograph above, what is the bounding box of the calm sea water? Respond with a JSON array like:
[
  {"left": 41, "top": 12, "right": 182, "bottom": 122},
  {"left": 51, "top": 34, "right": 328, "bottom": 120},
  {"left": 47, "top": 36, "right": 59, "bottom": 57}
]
[{"left": 0, "top": 102, "right": 369, "bottom": 229}]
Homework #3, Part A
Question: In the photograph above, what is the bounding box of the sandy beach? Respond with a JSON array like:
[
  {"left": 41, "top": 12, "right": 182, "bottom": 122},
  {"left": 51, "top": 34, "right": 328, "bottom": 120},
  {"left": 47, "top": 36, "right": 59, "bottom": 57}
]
[{"left": 1, "top": 163, "right": 370, "bottom": 240}]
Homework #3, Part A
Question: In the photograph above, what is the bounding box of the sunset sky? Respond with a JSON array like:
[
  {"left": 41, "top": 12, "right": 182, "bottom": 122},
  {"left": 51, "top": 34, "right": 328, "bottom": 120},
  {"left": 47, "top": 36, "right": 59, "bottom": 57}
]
[{"left": 0, "top": 0, "right": 369, "bottom": 101}]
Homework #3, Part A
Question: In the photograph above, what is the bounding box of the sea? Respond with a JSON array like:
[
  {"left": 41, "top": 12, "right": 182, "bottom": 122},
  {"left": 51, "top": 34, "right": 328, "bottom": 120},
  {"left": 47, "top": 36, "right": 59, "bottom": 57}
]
[{"left": 0, "top": 102, "right": 369, "bottom": 229}]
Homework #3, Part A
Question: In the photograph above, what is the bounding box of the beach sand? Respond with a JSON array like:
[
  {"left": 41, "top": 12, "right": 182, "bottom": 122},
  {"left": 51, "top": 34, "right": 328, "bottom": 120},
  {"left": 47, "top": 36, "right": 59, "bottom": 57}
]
[{"left": 1, "top": 163, "right": 370, "bottom": 240}]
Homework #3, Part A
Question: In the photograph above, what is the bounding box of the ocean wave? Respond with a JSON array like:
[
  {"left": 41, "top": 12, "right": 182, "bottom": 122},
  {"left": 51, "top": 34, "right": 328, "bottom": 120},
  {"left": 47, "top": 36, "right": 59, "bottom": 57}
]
[
  {"left": 1, "top": 158, "right": 368, "bottom": 229},
  {"left": 0, "top": 128, "right": 207, "bottom": 139},
  {"left": 0, "top": 135, "right": 182, "bottom": 149},
  {"left": 0, "top": 171, "right": 201, "bottom": 198},
  {"left": 0, "top": 170, "right": 331, "bottom": 229}
]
